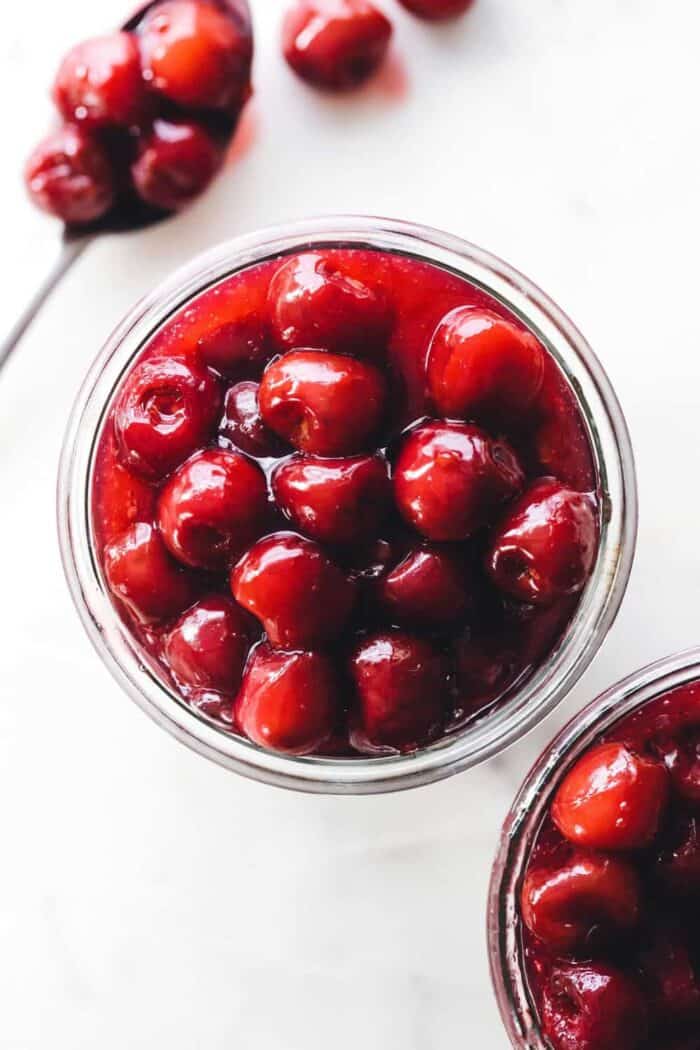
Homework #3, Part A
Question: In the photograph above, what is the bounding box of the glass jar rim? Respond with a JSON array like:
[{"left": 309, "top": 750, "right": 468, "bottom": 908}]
[
  {"left": 57, "top": 213, "right": 638, "bottom": 795},
  {"left": 487, "top": 645, "right": 700, "bottom": 1049}
]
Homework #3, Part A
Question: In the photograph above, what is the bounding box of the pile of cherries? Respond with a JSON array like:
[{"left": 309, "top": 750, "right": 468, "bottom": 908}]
[
  {"left": 24, "top": 0, "right": 477, "bottom": 226},
  {"left": 522, "top": 681, "right": 700, "bottom": 1050},
  {"left": 25, "top": 0, "right": 253, "bottom": 225},
  {"left": 94, "top": 248, "right": 599, "bottom": 758}
]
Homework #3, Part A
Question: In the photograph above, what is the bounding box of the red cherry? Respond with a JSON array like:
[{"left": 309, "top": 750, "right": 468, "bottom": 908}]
[
  {"left": 487, "top": 478, "right": 598, "bottom": 605},
  {"left": 114, "top": 356, "right": 221, "bottom": 480},
  {"left": 103, "top": 522, "right": 196, "bottom": 624},
  {"left": 25, "top": 124, "right": 114, "bottom": 225},
  {"left": 231, "top": 532, "right": 355, "bottom": 648},
  {"left": 282, "top": 1, "right": 392, "bottom": 91},
  {"left": 349, "top": 630, "right": 449, "bottom": 752},
  {"left": 131, "top": 119, "right": 222, "bottom": 212},
  {"left": 521, "top": 852, "right": 640, "bottom": 953},
  {"left": 235, "top": 643, "right": 338, "bottom": 755},
  {"left": 541, "top": 962, "right": 648, "bottom": 1050},
  {"left": 258, "top": 350, "right": 386, "bottom": 456},
  {"left": 198, "top": 317, "right": 270, "bottom": 379},
  {"left": 139, "top": 0, "right": 252, "bottom": 111},
  {"left": 268, "top": 253, "right": 392, "bottom": 357},
  {"left": 163, "top": 594, "right": 252, "bottom": 692},
  {"left": 551, "top": 742, "right": 670, "bottom": 851},
  {"left": 379, "top": 545, "right": 473, "bottom": 626},
  {"left": 218, "top": 381, "right": 286, "bottom": 457},
  {"left": 427, "top": 307, "right": 545, "bottom": 425},
  {"left": 397, "top": 0, "right": 473, "bottom": 20},
  {"left": 393, "top": 421, "right": 524, "bottom": 541},
  {"left": 157, "top": 449, "right": 268, "bottom": 570},
  {"left": 53, "top": 32, "right": 147, "bottom": 129},
  {"left": 272, "top": 453, "right": 391, "bottom": 546}
]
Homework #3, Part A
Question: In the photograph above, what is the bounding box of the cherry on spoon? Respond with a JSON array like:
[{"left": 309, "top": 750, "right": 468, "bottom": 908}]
[{"left": 1, "top": 0, "right": 252, "bottom": 373}]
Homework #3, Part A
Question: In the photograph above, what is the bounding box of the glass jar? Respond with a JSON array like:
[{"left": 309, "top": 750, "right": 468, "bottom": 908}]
[
  {"left": 57, "top": 215, "right": 637, "bottom": 794},
  {"left": 487, "top": 646, "right": 700, "bottom": 1048}
]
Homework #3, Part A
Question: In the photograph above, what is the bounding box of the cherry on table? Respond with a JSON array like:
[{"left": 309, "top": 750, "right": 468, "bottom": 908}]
[
  {"left": 396, "top": 0, "right": 474, "bottom": 19},
  {"left": 272, "top": 452, "right": 392, "bottom": 546},
  {"left": 258, "top": 349, "right": 387, "bottom": 456},
  {"left": 393, "top": 421, "right": 524, "bottom": 541},
  {"left": 231, "top": 532, "right": 355, "bottom": 649},
  {"left": 114, "top": 355, "right": 221, "bottom": 480},
  {"left": 157, "top": 448, "right": 268, "bottom": 570},
  {"left": 24, "top": 124, "right": 115, "bottom": 225},
  {"left": 282, "top": 1, "right": 393, "bottom": 91}
]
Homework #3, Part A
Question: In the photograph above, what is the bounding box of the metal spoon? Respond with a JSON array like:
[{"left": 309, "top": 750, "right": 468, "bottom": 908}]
[{"left": 0, "top": 0, "right": 252, "bottom": 373}]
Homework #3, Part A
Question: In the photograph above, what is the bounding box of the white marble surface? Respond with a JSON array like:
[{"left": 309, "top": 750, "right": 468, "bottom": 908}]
[{"left": 2, "top": 1, "right": 700, "bottom": 1046}]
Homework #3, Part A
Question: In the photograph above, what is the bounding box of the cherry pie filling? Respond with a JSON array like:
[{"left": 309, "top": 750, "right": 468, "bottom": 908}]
[
  {"left": 521, "top": 681, "right": 700, "bottom": 1050},
  {"left": 92, "top": 247, "right": 599, "bottom": 758}
]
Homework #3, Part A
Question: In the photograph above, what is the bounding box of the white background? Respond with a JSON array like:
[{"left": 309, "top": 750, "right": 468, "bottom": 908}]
[{"left": 1, "top": 1, "right": 699, "bottom": 1046}]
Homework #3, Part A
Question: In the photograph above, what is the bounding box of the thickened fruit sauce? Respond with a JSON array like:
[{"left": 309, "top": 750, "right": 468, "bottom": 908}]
[
  {"left": 521, "top": 679, "right": 700, "bottom": 1050},
  {"left": 92, "top": 248, "right": 600, "bottom": 758}
]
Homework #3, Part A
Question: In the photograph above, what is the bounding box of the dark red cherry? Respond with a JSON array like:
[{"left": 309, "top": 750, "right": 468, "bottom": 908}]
[
  {"left": 218, "top": 381, "right": 285, "bottom": 457},
  {"left": 103, "top": 522, "right": 195, "bottom": 624},
  {"left": 268, "top": 252, "right": 392, "bottom": 357},
  {"left": 349, "top": 630, "right": 449, "bottom": 752},
  {"left": 397, "top": 0, "right": 473, "bottom": 19},
  {"left": 282, "top": 1, "right": 392, "bottom": 91},
  {"left": 157, "top": 449, "right": 268, "bottom": 570},
  {"left": 53, "top": 32, "right": 147, "bottom": 128},
  {"left": 114, "top": 356, "right": 221, "bottom": 480},
  {"left": 163, "top": 594, "right": 253, "bottom": 693},
  {"left": 521, "top": 852, "right": 640, "bottom": 953},
  {"left": 24, "top": 124, "right": 114, "bottom": 225},
  {"left": 427, "top": 307, "right": 544, "bottom": 425},
  {"left": 272, "top": 453, "right": 391, "bottom": 546},
  {"left": 551, "top": 741, "right": 669, "bottom": 851},
  {"left": 131, "top": 119, "right": 222, "bottom": 212},
  {"left": 541, "top": 962, "right": 648, "bottom": 1050},
  {"left": 258, "top": 350, "right": 386, "bottom": 456},
  {"left": 198, "top": 318, "right": 270, "bottom": 379},
  {"left": 393, "top": 421, "right": 524, "bottom": 541},
  {"left": 487, "top": 478, "right": 598, "bottom": 605},
  {"left": 235, "top": 643, "right": 339, "bottom": 755},
  {"left": 139, "top": 0, "right": 252, "bottom": 111},
  {"left": 378, "top": 545, "right": 473, "bottom": 626},
  {"left": 231, "top": 532, "right": 355, "bottom": 648}
]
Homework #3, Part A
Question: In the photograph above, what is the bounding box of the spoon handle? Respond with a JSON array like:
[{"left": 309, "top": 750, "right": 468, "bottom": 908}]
[{"left": 0, "top": 236, "right": 90, "bottom": 374}]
